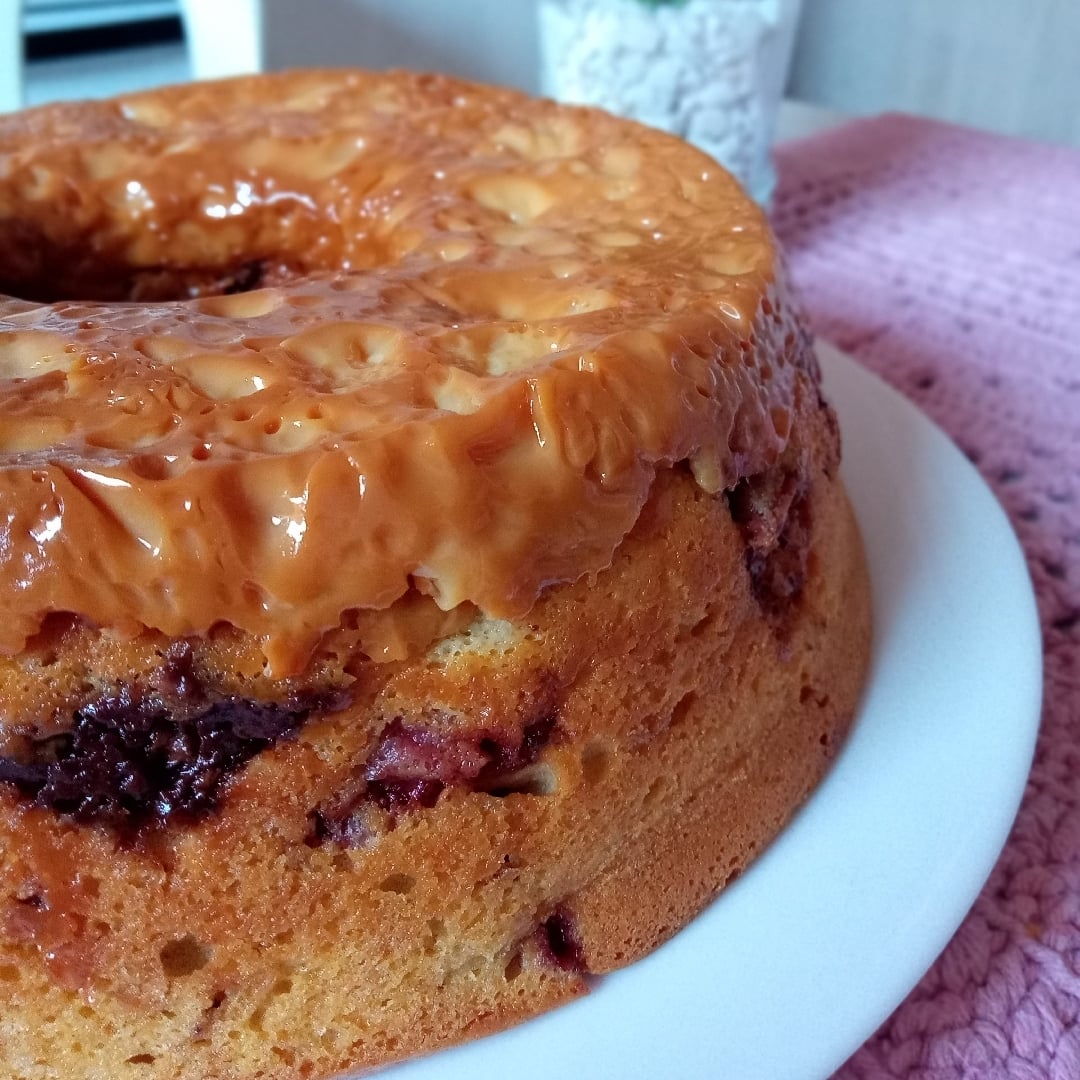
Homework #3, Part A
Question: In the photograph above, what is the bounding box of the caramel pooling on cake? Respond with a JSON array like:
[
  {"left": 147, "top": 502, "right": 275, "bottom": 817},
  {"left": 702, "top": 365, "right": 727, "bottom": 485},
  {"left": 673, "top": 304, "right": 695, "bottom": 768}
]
[{"left": 0, "top": 70, "right": 801, "bottom": 674}]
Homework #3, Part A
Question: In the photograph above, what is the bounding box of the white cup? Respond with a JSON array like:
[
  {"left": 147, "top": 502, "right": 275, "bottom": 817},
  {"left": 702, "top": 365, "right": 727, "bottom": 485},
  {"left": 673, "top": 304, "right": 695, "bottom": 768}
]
[{"left": 539, "top": 0, "right": 804, "bottom": 205}]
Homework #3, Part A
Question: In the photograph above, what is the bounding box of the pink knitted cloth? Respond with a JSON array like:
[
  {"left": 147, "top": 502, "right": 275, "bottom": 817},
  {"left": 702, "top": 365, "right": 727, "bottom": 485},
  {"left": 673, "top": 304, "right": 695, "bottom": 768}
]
[{"left": 771, "top": 115, "right": 1080, "bottom": 1080}]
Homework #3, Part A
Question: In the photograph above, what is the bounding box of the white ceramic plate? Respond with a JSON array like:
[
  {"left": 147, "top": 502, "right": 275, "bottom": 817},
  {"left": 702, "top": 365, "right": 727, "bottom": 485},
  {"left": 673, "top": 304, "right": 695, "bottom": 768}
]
[{"left": 377, "top": 342, "right": 1043, "bottom": 1080}]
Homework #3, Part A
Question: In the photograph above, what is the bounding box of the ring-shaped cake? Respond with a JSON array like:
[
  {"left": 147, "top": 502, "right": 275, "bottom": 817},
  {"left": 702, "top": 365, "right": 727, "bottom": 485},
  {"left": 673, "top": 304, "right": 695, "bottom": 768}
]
[{"left": 0, "top": 70, "right": 871, "bottom": 1079}]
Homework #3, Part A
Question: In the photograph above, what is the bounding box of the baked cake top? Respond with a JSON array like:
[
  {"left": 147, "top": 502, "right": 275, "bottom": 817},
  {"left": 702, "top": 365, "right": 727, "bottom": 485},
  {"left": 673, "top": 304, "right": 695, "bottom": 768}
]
[{"left": 0, "top": 69, "right": 805, "bottom": 674}]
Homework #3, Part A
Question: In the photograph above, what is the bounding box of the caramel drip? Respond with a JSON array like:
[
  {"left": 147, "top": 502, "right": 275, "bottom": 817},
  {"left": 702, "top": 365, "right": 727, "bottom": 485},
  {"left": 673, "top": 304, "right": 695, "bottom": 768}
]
[{"left": 0, "top": 70, "right": 805, "bottom": 675}]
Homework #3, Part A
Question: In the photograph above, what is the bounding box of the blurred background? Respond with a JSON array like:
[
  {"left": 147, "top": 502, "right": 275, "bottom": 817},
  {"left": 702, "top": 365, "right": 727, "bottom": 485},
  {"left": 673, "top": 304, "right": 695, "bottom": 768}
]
[{"left": 2, "top": 0, "right": 1079, "bottom": 180}]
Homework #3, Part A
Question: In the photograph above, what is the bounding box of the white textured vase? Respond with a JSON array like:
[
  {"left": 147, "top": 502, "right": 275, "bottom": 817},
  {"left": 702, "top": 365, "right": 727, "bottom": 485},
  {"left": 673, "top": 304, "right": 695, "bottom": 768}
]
[{"left": 539, "top": 0, "right": 803, "bottom": 204}]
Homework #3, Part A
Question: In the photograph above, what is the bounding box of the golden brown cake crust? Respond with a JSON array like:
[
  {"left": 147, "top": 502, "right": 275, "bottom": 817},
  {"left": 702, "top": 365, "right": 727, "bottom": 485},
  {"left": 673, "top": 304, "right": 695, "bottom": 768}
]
[
  {"left": 0, "top": 422, "right": 869, "bottom": 1080},
  {"left": 0, "top": 69, "right": 872, "bottom": 1080}
]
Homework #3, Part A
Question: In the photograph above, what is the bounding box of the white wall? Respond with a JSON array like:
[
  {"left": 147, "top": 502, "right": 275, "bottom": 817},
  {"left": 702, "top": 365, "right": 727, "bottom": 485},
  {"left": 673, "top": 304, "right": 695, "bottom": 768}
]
[
  {"left": 788, "top": 0, "right": 1080, "bottom": 145},
  {"left": 260, "top": 0, "right": 540, "bottom": 94}
]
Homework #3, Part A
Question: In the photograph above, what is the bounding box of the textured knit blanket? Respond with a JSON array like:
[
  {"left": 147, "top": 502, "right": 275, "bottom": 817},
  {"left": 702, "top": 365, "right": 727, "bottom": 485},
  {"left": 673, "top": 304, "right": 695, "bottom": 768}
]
[{"left": 771, "top": 114, "right": 1080, "bottom": 1080}]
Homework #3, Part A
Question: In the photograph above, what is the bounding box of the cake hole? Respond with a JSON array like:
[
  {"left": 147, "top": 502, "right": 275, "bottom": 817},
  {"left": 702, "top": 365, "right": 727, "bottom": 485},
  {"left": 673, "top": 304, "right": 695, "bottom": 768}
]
[
  {"left": 485, "top": 762, "right": 558, "bottom": 797},
  {"left": 257, "top": 976, "right": 294, "bottom": 1013},
  {"left": 669, "top": 692, "right": 697, "bottom": 727},
  {"left": 231, "top": 406, "right": 252, "bottom": 423},
  {"left": 307, "top": 404, "right": 324, "bottom": 421},
  {"left": 263, "top": 417, "right": 282, "bottom": 436},
  {"left": 126, "top": 1054, "right": 156, "bottom": 1065},
  {"left": 539, "top": 910, "right": 586, "bottom": 972},
  {"left": 580, "top": 741, "right": 611, "bottom": 786},
  {"left": 424, "top": 918, "right": 445, "bottom": 955},
  {"left": 160, "top": 935, "right": 213, "bottom": 978},
  {"left": 643, "top": 776, "right": 666, "bottom": 808},
  {"left": 503, "top": 950, "right": 524, "bottom": 982},
  {"left": 1, "top": 251, "right": 288, "bottom": 305},
  {"left": 266, "top": 980, "right": 293, "bottom": 1002},
  {"left": 191, "top": 443, "right": 211, "bottom": 462},
  {"left": 377, "top": 873, "right": 416, "bottom": 895}
]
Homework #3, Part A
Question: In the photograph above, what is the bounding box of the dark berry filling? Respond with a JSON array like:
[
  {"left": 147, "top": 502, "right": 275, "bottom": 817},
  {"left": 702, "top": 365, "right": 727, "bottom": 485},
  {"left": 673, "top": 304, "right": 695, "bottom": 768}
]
[
  {"left": 366, "top": 713, "right": 557, "bottom": 810},
  {"left": 308, "top": 711, "right": 557, "bottom": 846},
  {"left": 363, "top": 717, "right": 492, "bottom": 811},
  {"left": 729, "top": 464, "right": 813, "bottom": 616},
  {"left": 0, "top": 689, "right": 314, "bottom": 827},
  {"left": 537, "top": 909, "right": 586, "bottom": 972}
]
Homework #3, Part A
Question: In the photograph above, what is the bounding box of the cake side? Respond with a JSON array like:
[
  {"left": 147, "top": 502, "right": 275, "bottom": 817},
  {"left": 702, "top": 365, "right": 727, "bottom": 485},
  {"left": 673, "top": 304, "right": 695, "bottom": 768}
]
[{"left": 0, "top": 357, "right": 870, "bottom": 1080}]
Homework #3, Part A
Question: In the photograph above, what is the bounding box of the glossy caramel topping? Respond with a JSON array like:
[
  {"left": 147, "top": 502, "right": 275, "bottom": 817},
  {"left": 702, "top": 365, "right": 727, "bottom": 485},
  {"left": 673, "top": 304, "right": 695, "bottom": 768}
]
[{"left": 0, "top": 70, "right": 806, "bottom": 675}]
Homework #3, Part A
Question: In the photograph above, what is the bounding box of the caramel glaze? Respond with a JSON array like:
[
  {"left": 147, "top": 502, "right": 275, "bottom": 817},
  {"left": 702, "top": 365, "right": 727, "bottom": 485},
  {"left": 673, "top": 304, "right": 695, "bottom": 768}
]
[{"left": 0, "top": 69, "right": 809, "bottom": 676}]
